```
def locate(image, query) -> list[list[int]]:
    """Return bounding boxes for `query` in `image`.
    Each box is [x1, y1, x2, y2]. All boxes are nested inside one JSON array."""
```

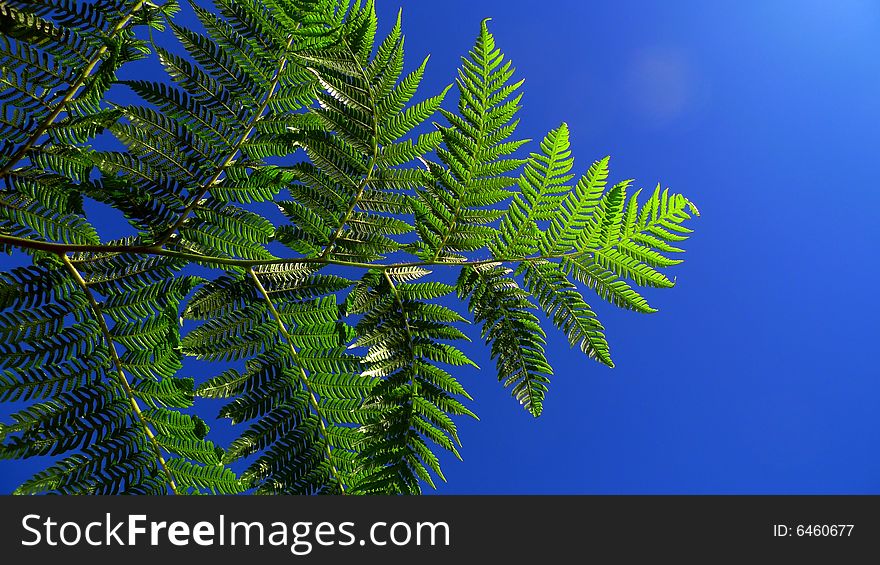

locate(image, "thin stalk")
[[153, 35, 297, 246], [0, 1, 148, 179], [60, 254, 179, 495], [0, 233, 583, 271], [247, 267, 346, 494]]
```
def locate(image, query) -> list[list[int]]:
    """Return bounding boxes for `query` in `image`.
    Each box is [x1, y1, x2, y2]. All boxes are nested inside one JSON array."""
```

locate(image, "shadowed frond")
[[189, 266, 364, 494], [457, 263, 550, 416], [346, 268, 476, 493], [0, 0, 169, 175], [277, 3, 451, 264]]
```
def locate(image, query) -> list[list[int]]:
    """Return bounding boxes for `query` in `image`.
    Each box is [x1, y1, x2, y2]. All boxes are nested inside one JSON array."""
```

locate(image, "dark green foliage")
[[0, 259, 237, 494], [0, 0, 699, 494], [345, 268, 476, 493], [457, 263, 551, 416]]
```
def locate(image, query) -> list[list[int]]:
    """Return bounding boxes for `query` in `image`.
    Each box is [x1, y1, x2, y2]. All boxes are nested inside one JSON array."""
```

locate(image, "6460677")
[[773, 524, 854, 537]]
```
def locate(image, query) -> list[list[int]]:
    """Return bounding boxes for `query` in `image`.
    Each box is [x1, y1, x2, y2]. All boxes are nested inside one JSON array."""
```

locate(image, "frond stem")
[[0, 233, 585, 271], [247, 267, 347, 494], [153, 34, 297, 246], [59, 254, 180, 495], [0, 0, 149, 179]]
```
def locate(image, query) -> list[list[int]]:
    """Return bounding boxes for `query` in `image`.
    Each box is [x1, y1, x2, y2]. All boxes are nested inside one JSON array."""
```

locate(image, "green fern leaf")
[[494, 123, 574, 257], [457, 263, 551, 416], [415, 19, 528, 262]]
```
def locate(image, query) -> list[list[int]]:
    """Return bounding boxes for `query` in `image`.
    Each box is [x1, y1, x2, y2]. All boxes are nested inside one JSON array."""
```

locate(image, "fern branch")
[[316, 27, 381, 260], [0, 2, 701, 495], [59, 254, 179, 495], [246, 267, 346, 493], [422, 19, 525, 262], [153, 34, 297, 246], [427, 92, 489, 262], [383, 270, 415, 358], [0, 0, 149, 179], [0, 232, 587, 271], [380, 268, 419, 405]]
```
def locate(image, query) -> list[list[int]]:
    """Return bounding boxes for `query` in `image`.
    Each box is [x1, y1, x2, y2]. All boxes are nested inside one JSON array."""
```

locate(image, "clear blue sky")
[[3, 0, 880, 494]]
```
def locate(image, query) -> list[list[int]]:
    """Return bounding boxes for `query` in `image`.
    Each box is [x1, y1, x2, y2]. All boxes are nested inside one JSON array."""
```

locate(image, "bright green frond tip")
[[0, 1, 699, 494]]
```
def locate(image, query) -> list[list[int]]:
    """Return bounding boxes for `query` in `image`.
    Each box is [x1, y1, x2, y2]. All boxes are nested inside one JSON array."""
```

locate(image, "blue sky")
[[3, 0, 880, 494]]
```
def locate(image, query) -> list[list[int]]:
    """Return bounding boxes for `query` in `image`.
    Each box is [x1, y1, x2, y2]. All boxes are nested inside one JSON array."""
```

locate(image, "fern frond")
[[519, 260, 612, 367], [280, 2, 451, 263], [165, 458, 245, 495], [11, 429, 157, 495], [572, 183, 699, 289], [542, 156, 611, 254], [190, 265, 364, 494], [457, 263, 551, 416], [133, 377, 195, 409], [560, 257, 656, 313], [494, 123, 574, 257], [180, 199, 277, 260], [0, 191, 98, 245], [0, 1, 701, 497], [0, 0, 151, 175], [415, 19, 528, 262], [347, 269, 476, 493]]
